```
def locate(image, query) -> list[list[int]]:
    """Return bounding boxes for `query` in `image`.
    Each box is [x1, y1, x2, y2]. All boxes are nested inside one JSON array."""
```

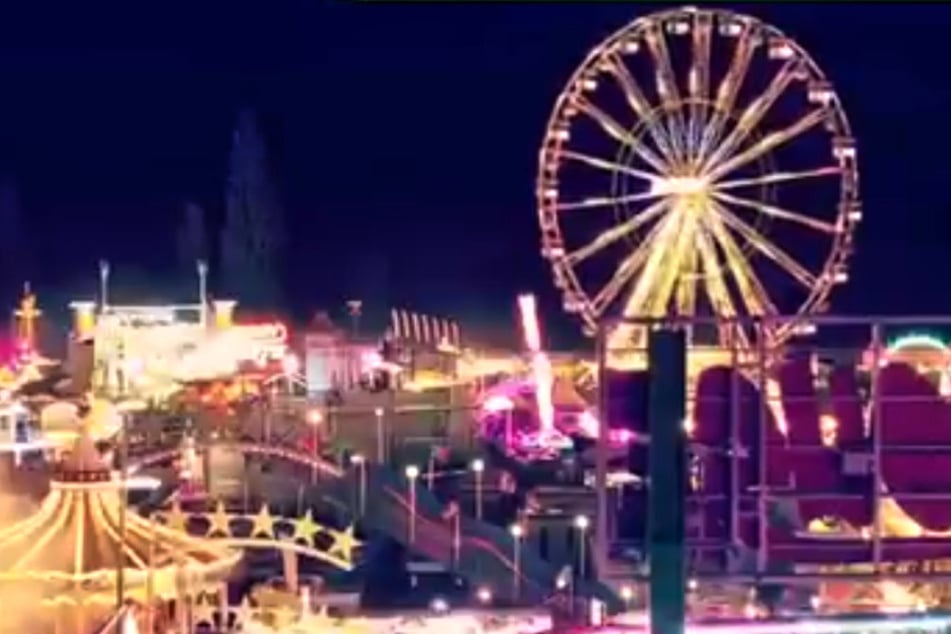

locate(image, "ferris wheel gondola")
[[537, 7, 860, 356]]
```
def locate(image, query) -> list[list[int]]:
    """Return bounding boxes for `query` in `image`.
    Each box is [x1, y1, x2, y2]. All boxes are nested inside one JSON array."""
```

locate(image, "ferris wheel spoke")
[[645, 210, 699, 316], [702, 59, 799, 172], [591, 214, 672, 315], [675, 244, 700, 318], [705, 108, 829, 182], [644, 24, 689, 163], [694, 226, 741, 321], [557, 190, 661, 212], [703, 204, 778, 317], [575, 96, 668, 173], [687, 13, 713, 159], [715, 165, 841, 191], [714, 203, 818, 289], [560, 150, 659, 183], [617, 208, 685, 319], [565, 198, 669, 265], [698, 20, 758, 162], [712, 190, 838, 234], [603, 55, 679, 164]]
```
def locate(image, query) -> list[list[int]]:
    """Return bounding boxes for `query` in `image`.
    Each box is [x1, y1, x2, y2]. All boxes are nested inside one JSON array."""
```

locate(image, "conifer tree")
[[220, 108, 285, 308]]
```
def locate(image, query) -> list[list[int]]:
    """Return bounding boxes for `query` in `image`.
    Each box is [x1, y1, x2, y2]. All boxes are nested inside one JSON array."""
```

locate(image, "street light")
[[351, 453, 367, 516], [406, 464, 420, 543], [374, 407, 385, 464], [509, 523, 523, 601], [471, 458, 485, 520], [476, 586, 492, 605], [307, 409, 323, 484], [574, 514, 590, 579], [620, 585, 633, 605]]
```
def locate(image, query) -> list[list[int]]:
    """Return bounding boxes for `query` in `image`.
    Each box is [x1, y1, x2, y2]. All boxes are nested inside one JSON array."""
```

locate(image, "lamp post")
[[406, 464, 420, 543], [374, 407, 385, 464], [471, 458, 485, 521], [620, 585, 634, 610], [509, 523, 523, 601], [197, 260, 208, 329], [352, 453, 367, 516], [574, 514, 590, 580], [307, 408, 323, 484], [99, 259, 110, 313]]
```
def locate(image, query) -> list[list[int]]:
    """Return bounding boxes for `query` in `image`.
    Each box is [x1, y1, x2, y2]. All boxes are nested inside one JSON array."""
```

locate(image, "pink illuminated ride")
[[536, 6, 860, 361], [476, 294, 637, 462]]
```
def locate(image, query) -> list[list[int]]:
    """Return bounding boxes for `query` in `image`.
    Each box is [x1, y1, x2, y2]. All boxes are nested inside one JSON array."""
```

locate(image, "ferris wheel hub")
[[650, 175, 710, 198]]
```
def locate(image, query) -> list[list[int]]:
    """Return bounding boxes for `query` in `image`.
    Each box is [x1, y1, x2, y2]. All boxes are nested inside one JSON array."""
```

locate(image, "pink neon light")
[[518, 294, 556, 440], [483, 394, 515, 413]]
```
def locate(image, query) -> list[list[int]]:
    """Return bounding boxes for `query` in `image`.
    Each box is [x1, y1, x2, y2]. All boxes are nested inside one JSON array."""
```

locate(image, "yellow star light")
[[327, 525, 361, 566], [292, 509, 321, 546], [192, 593, 217, 627], [234, 596, 255, 631], [272, 605, 297, 630], [250, 504, 276, 539], [164, 500, 188, 532], [206, 500, 233, 537]]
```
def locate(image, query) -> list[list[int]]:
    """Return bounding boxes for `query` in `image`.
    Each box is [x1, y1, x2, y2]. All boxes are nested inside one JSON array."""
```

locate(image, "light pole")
[[471, 458, 485, 521], [509, 523, 523, 601], [405, 464, 420, 543], [375, 407, 385, 464], [99, 259, 110, 313], [352, 453, 367, 516], [197, 260, 208, 329], [307, 408, 323, 484], [282, 353, 300, 396], [574, 514, 590, 580], [620, 585, 634, 609]]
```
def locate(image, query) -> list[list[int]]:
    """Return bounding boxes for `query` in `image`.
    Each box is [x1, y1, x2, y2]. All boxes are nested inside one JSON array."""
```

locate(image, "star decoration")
[[234, 596, 255, 631], [192, 593, 217, 626], [271, 604, 297, 630], [164, 501, 187, 532], [291, 509, 321, 546], [250, 504, 276, 539], [327, 524, 361, 566], [206, 500, 233, 537]]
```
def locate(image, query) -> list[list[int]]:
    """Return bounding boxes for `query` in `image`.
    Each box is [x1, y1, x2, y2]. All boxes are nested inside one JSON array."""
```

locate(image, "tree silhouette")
[[220, 109, 285, 309]]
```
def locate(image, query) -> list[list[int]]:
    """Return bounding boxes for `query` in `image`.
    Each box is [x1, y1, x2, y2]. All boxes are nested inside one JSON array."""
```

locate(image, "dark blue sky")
[[0, 2, 947, 344]]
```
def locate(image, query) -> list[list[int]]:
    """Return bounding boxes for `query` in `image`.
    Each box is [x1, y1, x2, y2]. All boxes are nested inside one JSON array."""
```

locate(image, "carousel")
[[0, 419, 240, 633]]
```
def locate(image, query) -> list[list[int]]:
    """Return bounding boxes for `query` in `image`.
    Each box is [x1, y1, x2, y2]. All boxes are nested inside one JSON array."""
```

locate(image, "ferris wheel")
[[537, 6, 860, 352]]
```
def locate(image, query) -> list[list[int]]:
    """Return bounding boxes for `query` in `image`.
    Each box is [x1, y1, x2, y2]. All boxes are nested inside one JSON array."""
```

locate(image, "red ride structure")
[[594, 315, 951, 606]]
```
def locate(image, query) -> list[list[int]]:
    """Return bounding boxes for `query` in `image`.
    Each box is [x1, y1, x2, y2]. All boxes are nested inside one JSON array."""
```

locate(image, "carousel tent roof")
[[0, 421, 239, 605]]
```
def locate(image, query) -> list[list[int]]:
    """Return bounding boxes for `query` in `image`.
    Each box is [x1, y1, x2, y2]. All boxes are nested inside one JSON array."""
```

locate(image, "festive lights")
[[0, 421, 238, 633]]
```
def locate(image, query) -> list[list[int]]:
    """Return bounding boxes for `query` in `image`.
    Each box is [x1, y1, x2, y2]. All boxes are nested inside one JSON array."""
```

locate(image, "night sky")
[[0, 2, 947, 345]]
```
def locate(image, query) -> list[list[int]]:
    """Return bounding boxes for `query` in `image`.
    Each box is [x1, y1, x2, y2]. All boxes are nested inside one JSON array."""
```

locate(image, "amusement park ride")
[[2, 5, 951, 634]]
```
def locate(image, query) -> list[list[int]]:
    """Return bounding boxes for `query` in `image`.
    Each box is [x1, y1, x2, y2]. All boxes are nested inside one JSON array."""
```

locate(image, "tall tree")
[[220, 109, 285, 309], [176, 201, 208, 272]]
